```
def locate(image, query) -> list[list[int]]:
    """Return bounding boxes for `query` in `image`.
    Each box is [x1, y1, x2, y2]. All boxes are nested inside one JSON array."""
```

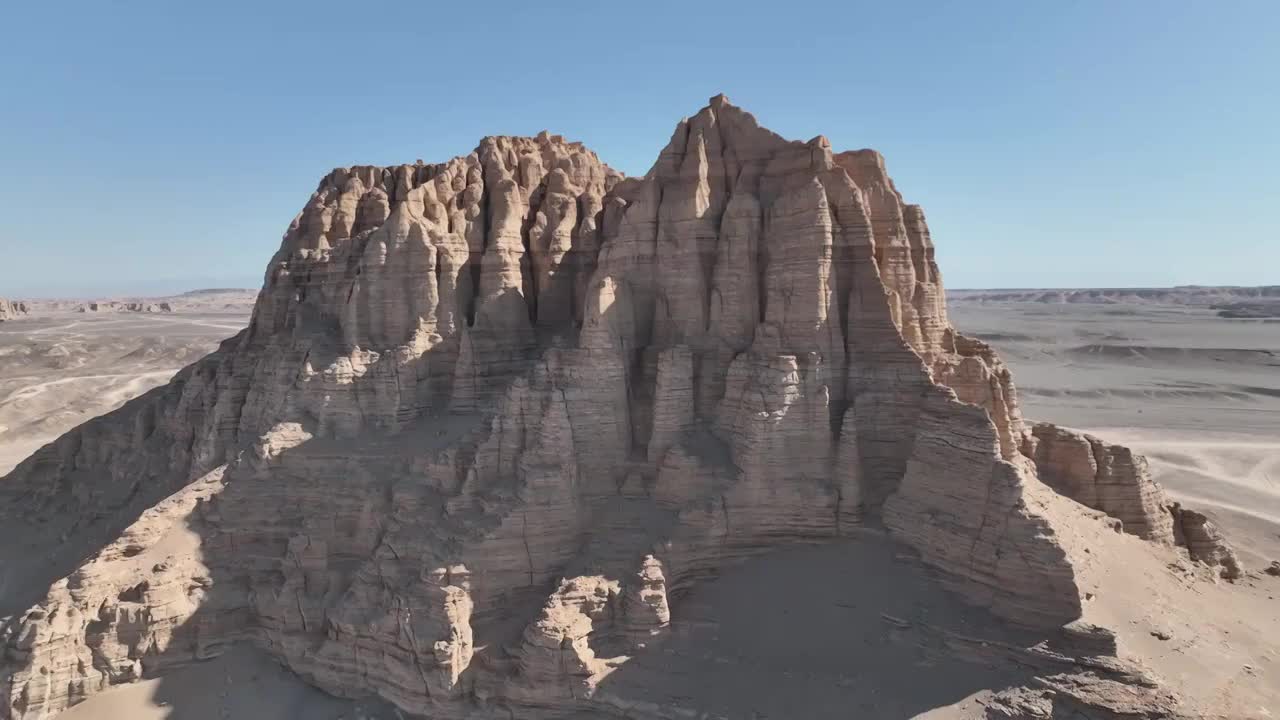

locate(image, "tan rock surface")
[[0, 301, 27, 322], [1030, 422, 1175, 542], [0, 97, 1269, 719], [1169, 503, 1243, 579]]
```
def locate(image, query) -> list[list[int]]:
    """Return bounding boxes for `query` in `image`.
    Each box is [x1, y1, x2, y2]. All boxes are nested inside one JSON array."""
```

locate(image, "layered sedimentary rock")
[[1028, 424, 1245, 579], [0, 300, 27, 321], [0, 96, 1235, 719], [1030, 423, 1174, 542], [883, 390, 1088, 629], [1169, 503, 1243, 579]]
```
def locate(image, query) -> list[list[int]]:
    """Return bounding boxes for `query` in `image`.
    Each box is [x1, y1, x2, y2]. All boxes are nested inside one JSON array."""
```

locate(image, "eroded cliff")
[[0, 97, 1249, 719]]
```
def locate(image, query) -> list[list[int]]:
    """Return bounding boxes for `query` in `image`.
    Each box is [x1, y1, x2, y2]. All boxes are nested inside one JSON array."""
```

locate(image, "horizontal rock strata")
[[0, 96, 1230, 719], [1028, 423, 1242, 578], [1169, 503, 1243, 579], [1030, 423, 1175, 542]]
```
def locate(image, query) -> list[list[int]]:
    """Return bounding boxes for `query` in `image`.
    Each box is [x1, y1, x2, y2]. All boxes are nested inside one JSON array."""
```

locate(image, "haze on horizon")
[[1, 1, 1276, 297]]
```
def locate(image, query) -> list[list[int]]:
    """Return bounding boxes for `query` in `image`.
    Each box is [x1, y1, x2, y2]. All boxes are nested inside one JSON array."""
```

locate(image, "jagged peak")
[[300, 98, 911, 235]]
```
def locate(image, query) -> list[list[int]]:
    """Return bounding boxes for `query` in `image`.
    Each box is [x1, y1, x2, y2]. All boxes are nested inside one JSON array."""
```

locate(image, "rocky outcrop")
[[1169, 503, 1243, 579], [78, 301, 172, 313], [1030, 423, 1175, 542], [933, 333, 1030, 460], [1028, 424, 1244, 578], [884, 390, 1088, 629], [1, 468, 229, 715], [0, 96, 1232, 719], [0, 299, 27, 321]]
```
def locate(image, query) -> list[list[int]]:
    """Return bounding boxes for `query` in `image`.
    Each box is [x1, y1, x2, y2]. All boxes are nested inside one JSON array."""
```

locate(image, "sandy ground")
[[592, 535, 1041, 719], [0, 297, 253, 474], [56, 647, 367, 720], [949, 299, 1280, 569]]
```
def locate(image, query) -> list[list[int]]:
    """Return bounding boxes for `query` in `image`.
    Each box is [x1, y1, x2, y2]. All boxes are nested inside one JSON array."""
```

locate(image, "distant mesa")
[[950, 285, 1280, 307], [1212, 300, 1280, 319], [178, 287, 257, 297]]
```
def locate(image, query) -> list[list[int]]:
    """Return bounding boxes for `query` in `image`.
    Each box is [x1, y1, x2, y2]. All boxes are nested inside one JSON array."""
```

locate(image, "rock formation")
[[0, 300, 27, 321], [0, 97, 1246, 719], [77, 301, 172, 313], [1169, 503, 1243, 579], [1030, 423, 1175, 542], [1027, 424, 1247, 579]]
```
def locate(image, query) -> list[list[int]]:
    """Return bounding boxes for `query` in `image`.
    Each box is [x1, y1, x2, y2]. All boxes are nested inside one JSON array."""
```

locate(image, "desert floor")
[[0, 297, 253, 475], [948, 300, 1280, 569]]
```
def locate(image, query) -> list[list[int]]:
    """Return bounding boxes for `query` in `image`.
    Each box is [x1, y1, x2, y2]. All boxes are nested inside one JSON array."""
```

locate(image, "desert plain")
[[0, 292, 255, 476], [948, 289, 1280, 571]]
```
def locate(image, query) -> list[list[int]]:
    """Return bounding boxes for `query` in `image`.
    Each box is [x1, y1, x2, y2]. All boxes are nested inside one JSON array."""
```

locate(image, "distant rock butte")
[[0, 299, 28, 321], [0, 97, 1244, 719], [77, 301, 172, 313]]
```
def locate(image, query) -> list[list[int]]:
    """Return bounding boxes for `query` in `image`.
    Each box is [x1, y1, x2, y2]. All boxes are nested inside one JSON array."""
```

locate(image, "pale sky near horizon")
[[1, 1, 1276, 297]]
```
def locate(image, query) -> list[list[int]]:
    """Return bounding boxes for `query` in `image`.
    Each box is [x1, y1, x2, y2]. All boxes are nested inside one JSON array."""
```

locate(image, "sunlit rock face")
[[0, 96, 1225, 720], [0, 300, 27, 321]]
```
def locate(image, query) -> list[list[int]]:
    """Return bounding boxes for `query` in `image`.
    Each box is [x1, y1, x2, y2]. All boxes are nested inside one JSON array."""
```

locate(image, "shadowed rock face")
[[0, 97, 1221, 719]]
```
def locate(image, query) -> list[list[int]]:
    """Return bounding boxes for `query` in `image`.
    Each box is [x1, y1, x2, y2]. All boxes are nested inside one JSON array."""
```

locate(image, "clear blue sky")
[[2, 1, 1276, 297]]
